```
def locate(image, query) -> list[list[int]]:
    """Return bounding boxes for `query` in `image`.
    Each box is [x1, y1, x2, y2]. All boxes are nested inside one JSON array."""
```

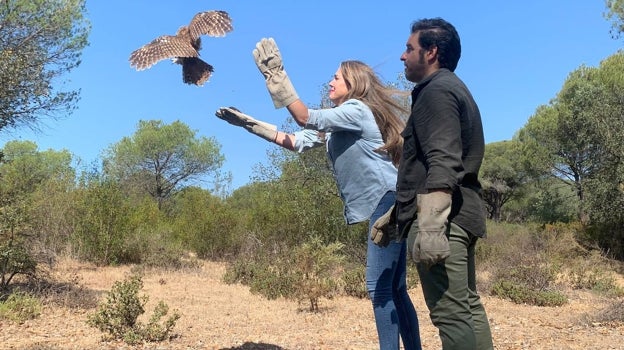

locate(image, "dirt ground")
[[1, 258, 623, 350]]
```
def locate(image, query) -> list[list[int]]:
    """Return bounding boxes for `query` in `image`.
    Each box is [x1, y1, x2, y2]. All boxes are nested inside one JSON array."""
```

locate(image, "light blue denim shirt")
[[292, 99, 398, 224]]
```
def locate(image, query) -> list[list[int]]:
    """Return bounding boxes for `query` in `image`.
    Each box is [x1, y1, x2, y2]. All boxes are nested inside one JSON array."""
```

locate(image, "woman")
[[216, 39, 421, 350]]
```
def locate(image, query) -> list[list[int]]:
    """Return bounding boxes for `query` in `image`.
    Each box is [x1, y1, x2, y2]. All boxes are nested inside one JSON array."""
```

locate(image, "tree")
[[577, 53, 624, 258], [480, 140, 526, 221], [0, 140, 75, 288], [605, 0, 624, 39], [0, 0, 90, 132], [0, 140, 74, 196], [103, 120, 225, 209], [517, 66, 605, 222]]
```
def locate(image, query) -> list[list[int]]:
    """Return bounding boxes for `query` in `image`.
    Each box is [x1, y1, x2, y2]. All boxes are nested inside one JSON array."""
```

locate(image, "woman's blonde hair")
[[339, 60, 408, 166]]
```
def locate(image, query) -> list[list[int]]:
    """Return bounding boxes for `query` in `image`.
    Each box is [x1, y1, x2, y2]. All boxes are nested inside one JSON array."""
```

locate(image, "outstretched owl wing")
[[187, 10, 233, 40], [129, 35, 199, 71]]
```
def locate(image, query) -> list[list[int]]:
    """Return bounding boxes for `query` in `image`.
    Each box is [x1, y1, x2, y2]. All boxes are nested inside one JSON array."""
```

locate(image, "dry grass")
[[0, 257, 623, 350]]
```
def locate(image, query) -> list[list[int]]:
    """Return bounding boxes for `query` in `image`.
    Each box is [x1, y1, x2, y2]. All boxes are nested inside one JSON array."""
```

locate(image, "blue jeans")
[[367, 191, 422, 350]]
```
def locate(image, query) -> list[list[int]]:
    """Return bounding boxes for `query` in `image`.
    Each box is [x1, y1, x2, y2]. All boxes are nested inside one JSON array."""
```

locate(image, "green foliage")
[[479, 221, 624, 307], [574, 53, 624, 257], [102, 120, 225, 209], [0, 291, 41, 323], [478, 222, 568, 305], [222, 243, 296, 300], [289, 236, 345, 311], [568, 254, 624, 297], [0, 0, 90, 131], [0, 141, 78, 289], [0, 141, 75, 196], [514, 52, 624, 257], [70, 177, 133, 265], [522, 180, 578, 224], [516, 67, 599, 223], [0, 141, 77, 258], [0, 241, 36, 290], [499, 168, 579, 226], [605, 0, 624, 39], [480, 140, 527, 221], [491, 280, 567, 307], [0, 188, 36, 293], [340, 264, 368, 298], [87, 275, 147, 337], [87, 275, 180, 345], [169, 186, 241, 259], [224, 236, 346, 312], [485, 224, 569, 306]]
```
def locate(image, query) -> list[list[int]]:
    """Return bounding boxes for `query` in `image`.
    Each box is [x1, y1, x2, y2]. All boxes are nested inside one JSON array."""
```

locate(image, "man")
[[397, 18, 494, 349]]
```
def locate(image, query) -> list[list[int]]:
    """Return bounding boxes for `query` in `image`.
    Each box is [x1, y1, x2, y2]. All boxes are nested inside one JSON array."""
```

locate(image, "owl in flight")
[[129, 10, 233, 86]]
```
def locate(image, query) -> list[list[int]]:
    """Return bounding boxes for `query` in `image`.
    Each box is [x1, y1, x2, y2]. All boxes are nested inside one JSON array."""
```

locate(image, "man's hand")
[[215, 107, 278, 142], [411, 191, 452, 268], [371, 205, 398, 247], [252, 38, 299, 109]]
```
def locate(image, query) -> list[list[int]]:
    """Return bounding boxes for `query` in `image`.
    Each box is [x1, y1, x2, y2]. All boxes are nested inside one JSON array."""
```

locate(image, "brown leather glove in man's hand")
[[411, 191, 452, 268], [371, 205, 398, 247]]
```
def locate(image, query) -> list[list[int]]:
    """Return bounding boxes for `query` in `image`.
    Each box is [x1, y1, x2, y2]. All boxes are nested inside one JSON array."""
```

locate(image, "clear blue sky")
[[3, 1, 621, 191]]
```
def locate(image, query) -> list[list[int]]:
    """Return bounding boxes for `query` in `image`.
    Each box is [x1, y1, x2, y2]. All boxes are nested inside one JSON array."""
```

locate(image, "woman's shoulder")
[[339, 99, 372, 115], [342, 98, 365, 107]]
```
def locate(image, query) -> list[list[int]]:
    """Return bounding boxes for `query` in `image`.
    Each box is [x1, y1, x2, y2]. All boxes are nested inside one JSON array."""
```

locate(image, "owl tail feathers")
[[181, 57, 214, 86]]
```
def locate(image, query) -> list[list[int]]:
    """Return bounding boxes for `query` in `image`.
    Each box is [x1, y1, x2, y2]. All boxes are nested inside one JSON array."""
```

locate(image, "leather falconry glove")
[[411, 191, 452, 268], [215, 107, 278, 142], [252, 37, 299, 109], [371, 205, 399, 247]]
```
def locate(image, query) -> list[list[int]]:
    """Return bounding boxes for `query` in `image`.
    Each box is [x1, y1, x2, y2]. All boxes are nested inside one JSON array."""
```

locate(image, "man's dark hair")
[[411, 18, 461, 72]]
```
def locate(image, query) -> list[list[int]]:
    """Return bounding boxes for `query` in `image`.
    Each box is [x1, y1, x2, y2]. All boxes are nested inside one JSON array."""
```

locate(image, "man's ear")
[[425, 46, 438, 62]]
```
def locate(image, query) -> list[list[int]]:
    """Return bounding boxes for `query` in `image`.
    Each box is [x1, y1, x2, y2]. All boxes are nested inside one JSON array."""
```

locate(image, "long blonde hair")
[[339, 60, 408, 166]]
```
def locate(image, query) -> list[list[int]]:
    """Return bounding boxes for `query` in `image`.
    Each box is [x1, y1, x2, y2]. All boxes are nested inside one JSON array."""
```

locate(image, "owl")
[[129, 10, 233, 86]]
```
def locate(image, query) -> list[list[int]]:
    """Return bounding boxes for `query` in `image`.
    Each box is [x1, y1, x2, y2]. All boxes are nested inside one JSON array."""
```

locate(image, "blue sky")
[[3, 1, 621, 191]]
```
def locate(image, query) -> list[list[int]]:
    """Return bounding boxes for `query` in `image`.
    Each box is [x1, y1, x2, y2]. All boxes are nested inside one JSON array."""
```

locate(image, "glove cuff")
[[252, 126, 278, 143], [266, 71, 299, 109]]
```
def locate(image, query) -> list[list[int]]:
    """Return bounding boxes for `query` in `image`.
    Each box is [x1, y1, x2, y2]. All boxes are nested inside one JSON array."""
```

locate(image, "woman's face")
[[328, 67, 349, 105]]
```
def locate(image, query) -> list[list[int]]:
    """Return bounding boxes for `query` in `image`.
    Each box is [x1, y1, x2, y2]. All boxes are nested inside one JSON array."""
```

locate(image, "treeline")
[[480, 52, 624, 260]]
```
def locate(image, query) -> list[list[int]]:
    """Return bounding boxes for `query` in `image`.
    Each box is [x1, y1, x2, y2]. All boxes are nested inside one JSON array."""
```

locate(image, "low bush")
[[491, 280, 567, 306], [224, 236, 346, 312], [0, 291, 41, 323], [87, 274, 180, 345]]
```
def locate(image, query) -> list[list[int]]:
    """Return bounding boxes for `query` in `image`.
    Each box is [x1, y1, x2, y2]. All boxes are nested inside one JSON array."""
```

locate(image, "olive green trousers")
[[408, 223, 494, 350]]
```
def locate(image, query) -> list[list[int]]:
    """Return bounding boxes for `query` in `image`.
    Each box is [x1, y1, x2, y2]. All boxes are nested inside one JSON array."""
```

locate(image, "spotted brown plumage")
[[129, 10, 233, 86]]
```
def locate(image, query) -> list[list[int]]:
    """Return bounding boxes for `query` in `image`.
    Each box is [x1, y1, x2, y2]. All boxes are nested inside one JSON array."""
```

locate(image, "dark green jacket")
[[396, 68, 486, 237]]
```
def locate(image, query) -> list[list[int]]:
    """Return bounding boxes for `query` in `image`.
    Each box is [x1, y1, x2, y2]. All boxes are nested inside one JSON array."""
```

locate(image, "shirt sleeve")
[[293, 129, 326, 153], [306, 99, 365, 133]]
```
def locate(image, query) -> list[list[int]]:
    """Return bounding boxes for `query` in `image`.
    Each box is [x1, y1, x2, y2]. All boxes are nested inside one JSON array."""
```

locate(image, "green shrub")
[[341, 264, 367, 299], [69, 179, 132, 265], [480, 221, 570, 305], [87, 275, 180, 345], [223, 247, 296, 300], [0, 242, 36, 290], [0, 291, 41, 323], [567, 250, 624, 297], [224, 236, 346, 312], [491, 280, 567, 306], [289, 237, 345, 311]]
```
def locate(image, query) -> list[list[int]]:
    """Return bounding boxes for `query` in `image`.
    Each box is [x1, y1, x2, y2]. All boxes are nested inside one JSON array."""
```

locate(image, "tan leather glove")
[[411, 191, 452, 267], [215, 107, 278, 142], [252, 38, 299, 109], [371, 205, 398, 247]]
